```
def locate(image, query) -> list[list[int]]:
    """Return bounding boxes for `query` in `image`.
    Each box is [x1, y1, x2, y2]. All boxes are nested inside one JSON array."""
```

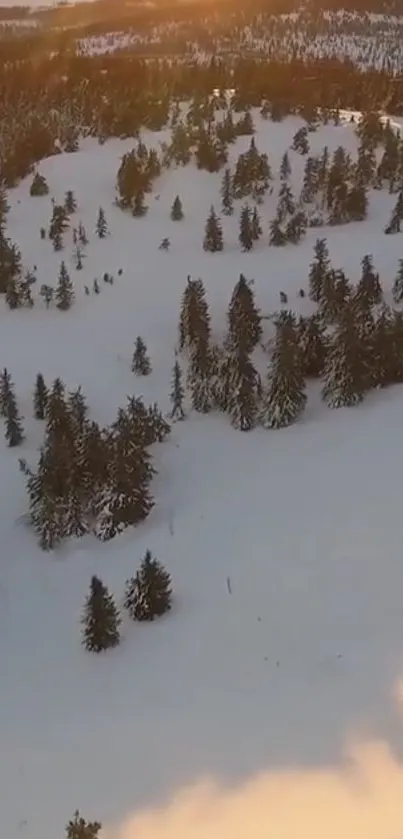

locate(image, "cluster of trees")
[[82, 550, 172, 653], [176, 241, 403, 430], [18, 376, 170, 549]]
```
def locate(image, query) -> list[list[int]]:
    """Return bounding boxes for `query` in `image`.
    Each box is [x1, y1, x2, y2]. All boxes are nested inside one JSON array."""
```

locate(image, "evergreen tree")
[[49, 204, 69, 246], [5, 274, 21, 309], [33, 373, 48, 420], [78, 221, 88, 247], [277, 182, 295, 222], [40, 284, 53, 308], [55, 261, 74, 311], [74, 245, 83, 271], [261, 315, 306, 429], [96, 206, 108, 238], [227, 273, 262, 353], [322, 308, 365, 408], [308, 238, 331, 302], [0, 367, 12, 416], [132, 189, 147, 217], [280, 151, 291, 181], [385, 190, 403, 234], [292, 126, 309, 154], [124, 550, 172, 621], [30, 172, 49, 197], [227, 347, 259, 431], [66, 810, 102, 839], [94, 433, 154, 541], [285, 210, 307, 244], [64, 190, 77, 215], [178, 276, 210, 352], [187, 341, 213, 413], [298, 315, 327, 378], [392, 258, 403, 303], [238, 204, 254, 251], [170, 359, 185, 420], [170, 195, 184, 221], [0, 231, 21, 293], [269, 216, 286, 246], [355, 254, 382, 307], [203, 206, 223, 252], [220, 168, 233, 216], [132, 336, 152, 375], [4, 380, 24, 447], [251, 206, 262, 241], [81, 576, 121, 652]]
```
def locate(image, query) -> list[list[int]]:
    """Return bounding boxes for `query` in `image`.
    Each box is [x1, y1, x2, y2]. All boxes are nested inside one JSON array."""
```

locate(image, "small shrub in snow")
[[66, 811, 102, 839]]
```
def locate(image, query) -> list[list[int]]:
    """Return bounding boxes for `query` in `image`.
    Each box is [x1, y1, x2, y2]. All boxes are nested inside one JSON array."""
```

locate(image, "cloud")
[[105, 740, 403, 839]]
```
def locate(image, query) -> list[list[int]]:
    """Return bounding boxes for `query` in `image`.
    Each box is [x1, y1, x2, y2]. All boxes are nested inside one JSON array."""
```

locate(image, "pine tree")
[[132, 190, 147, 217], [66, 811, 102, 839], [64, 190, 77, 215], [96, 206, 108, 238], [385, 190, 403, 234], [355, 254, 382, 307], [30, 172, 49, 197], [40, 284, 53, 308], [220, 168, 234, 216], [74, 245, 83, 271], [227, 347, 259, 431], [322, 308, 365, 408], [308, 238, 331, 302], [5, 274, 21, 309], [298, 315, 327, 378], [227, 274, 262, 353], [280, 151, 291, 181], [81, 576, 121, 652], [170, 195, 184, 221], [269, 216, 286, 246], [260, 315, 306, 429], [78, 221, 88, 246], [55, 261, 74, 311], [251, 206, 262, 241], [4, 382, 24, 447], [132, 336, 152, 375], [170, 359, 185, 420], [33, 373, 48, 420], [239, 204, 254, 251], [124, 551, 172, 621], [0, 231, 21, 293], [392, 258, 403, 303], [203, 206, 223, 252], [0, 367, 12, 416], [178, 276, 210, 352], [277, 182, 295, 222], [187, 341, 213, 413]]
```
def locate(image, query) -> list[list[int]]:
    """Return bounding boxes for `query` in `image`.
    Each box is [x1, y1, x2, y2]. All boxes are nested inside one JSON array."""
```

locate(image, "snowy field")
[[4, 111, 403, 839]]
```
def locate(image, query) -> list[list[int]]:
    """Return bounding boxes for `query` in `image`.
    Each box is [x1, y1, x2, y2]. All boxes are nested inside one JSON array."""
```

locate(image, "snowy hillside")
[[3, 110, 403, 839]]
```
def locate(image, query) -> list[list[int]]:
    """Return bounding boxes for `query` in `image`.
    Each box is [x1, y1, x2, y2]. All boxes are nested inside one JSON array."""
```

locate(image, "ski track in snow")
[[3, 110, 403, 838]]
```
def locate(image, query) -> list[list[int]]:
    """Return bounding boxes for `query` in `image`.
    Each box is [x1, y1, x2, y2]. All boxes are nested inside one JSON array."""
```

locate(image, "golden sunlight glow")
[[106, 735, 403, 839]]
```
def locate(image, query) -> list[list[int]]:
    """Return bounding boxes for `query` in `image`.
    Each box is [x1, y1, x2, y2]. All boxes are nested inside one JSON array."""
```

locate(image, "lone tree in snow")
[[96, 207, 109, 238], [33, 372, 48, 420], [3, 377, 24, 447], [64, 190, 77, 215], [30, 172, 49, 197], [55, 261, 74, 311], [170, 359, 185, 420], [65, 811, 102, 839], [124, 550, 172, 622], [170, 195, 184, 220], [131, 336, 152, 375], [81, 575, 121, 653]]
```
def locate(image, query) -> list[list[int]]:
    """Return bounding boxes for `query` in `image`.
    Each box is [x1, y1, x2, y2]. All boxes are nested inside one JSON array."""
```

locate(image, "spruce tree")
[[33, 373, 48, 420], [392, 258, 403, 303], [260, 315, 306, 428], [132, 336, 152, 375], [355, 254, 382, 307], [308, 238, 331, 302], [0, 367, 12, 416], [227, 273, 262, 353], [64, 190, 77, 215], [124, 550, 172, 621], [251, 206, 262, 241], [277, 182, 295, 222], [280, 150, 291, 181], [220, 168, 234, 216], [5, 275, 21, 309], [55, 261, 74, 311], [269, 216, 286, 246], [4, 382, 24, 447], [170, 195, 184, 221], [385, 190, 403, 234], [322, 308, 365, 408], [227, 347, 259, 431], [81, 575, 121, 652], [78, 221, 88, 246], [66, 811, 102, 839], [30, 172, 49, 197], [203, 206, 223, 252], [96, 206, 108, 238], [178, 276, 210, 352], [187, 341, 213, 413], [239, 204, 254, 251], [170, 359, 185, 420], [132, 190, 147, 217]]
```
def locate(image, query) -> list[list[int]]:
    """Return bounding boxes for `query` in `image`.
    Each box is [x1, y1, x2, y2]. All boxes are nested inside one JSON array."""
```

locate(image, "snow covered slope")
[[3, 111, 403, 839]]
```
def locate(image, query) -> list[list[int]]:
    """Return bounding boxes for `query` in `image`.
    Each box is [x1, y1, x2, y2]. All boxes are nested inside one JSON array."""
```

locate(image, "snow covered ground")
[[3, 111, 403, 839]]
